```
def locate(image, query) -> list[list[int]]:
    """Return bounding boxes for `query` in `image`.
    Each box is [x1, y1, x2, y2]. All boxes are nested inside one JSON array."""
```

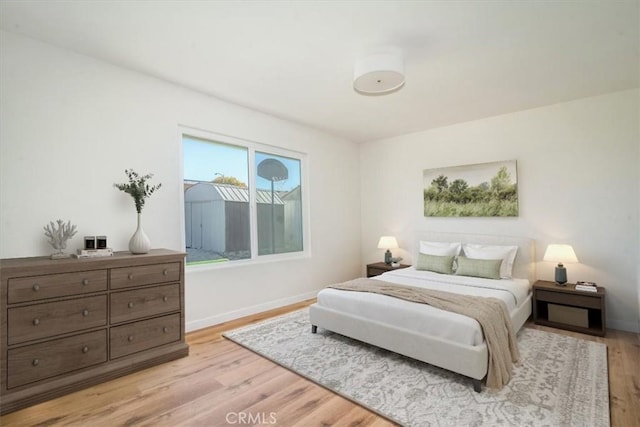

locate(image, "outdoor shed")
[[184, 182, 284, 255]]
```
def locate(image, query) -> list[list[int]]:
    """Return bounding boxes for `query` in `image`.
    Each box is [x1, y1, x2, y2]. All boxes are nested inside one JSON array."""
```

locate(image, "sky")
[[183, 136, 301, 191], [423, 160, 516, 188]]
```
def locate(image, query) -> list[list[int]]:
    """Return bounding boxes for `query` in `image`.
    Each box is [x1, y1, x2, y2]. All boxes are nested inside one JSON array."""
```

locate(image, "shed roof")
[[188, 182, 284, 205]]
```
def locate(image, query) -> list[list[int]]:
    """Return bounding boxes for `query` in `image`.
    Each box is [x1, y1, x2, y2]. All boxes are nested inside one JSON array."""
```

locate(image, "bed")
[[309, 231, 535, 391]]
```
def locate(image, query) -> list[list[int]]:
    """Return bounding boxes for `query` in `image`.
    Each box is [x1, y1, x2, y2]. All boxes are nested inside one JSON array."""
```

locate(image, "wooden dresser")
[[0, 249, 188, 414]]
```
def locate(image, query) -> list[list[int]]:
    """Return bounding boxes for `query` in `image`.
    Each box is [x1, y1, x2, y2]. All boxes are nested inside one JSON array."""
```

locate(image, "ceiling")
[[0, 1, 638, 143]]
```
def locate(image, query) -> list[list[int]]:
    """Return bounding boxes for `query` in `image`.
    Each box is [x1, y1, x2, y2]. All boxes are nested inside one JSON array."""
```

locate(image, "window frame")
[[179, 126, 311, 269]]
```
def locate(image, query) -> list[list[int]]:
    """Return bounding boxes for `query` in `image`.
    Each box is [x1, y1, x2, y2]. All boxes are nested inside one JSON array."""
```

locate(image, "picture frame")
[[423, 160, 518, 217]]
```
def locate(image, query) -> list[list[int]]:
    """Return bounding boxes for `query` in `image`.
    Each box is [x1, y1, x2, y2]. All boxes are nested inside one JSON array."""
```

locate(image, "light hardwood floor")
[[1, 299, 638, 426]]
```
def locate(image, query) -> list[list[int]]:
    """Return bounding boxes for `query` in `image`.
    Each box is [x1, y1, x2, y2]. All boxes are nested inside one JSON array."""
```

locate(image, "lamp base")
[[555, 264, 568, 286], [384, 249, 392, 265]]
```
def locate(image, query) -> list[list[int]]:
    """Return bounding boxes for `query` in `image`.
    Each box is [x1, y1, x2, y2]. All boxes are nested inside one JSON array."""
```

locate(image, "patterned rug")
[[224, 309, 609, 427]]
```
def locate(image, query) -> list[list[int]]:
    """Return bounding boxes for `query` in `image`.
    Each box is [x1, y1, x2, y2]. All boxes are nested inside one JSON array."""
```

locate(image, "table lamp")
[[543, 244, 578, 285], [377, 236, 398, 265]]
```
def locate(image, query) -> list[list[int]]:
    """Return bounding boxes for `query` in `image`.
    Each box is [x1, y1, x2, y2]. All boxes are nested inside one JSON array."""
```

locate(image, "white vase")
[[129, 213, 150, 254]]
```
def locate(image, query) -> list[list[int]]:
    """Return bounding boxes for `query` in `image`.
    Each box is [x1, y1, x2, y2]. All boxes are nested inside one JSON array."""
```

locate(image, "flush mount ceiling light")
[[353, 51, 405, 96]]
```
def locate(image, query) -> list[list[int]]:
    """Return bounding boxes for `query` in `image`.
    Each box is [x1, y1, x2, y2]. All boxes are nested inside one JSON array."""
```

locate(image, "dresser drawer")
[[110, 262, 180, 290], [110, 284, 180, 324], [535, 289, 601, 309], [8, 296, 107, 345], [8, 270, 107, 304], [7, 330, 107, 389], [110, 314, 181, 359]]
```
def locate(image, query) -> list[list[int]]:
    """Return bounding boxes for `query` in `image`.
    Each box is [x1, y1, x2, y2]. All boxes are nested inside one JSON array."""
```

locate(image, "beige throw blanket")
[[328, 278, 520, 389]]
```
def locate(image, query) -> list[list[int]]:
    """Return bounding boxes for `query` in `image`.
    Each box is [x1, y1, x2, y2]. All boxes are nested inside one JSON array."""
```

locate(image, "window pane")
[[255, 152, 302, 255], [183, 136, 250, 264]]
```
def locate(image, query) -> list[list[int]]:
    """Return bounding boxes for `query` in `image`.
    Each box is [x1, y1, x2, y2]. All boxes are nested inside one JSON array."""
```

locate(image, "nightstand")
[[366, 262, 410, 278], [532, 280, 606, 336]]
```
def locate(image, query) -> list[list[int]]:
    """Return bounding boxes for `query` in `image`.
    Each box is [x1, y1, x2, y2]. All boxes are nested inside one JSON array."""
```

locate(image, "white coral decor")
[[43, 219, 77, 258]]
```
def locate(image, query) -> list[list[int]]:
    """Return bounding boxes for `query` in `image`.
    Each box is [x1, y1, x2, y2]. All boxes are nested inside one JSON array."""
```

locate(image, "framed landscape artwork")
[[423, 160, 518, 217]]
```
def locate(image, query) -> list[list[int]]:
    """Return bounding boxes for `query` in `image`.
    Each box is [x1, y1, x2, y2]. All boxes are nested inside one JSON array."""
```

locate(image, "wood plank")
[[143, 364, 299, 426], [295, 393, 397, 427], [607, 329, 640, 427], [1, 301, 637, 427]]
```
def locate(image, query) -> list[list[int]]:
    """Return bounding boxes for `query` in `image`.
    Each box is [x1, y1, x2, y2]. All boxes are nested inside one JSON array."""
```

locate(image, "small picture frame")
[[96, 236, 107, 249], [84, 236, 96, 250]]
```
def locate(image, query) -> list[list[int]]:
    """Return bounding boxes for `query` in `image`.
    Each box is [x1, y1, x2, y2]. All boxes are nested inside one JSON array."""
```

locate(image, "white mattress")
[[316, 267, 531, 346]]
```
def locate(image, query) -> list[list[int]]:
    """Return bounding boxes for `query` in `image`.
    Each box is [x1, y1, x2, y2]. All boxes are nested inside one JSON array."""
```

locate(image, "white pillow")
[[419, 241, 462, 256], [462, 243, 518, 279]]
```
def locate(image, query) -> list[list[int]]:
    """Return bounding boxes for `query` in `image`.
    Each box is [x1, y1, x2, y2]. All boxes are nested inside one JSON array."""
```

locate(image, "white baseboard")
[[186, 290, 318, 333]]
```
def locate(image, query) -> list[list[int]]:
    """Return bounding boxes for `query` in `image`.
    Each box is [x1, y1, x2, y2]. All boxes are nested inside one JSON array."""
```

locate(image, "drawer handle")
[[128, 302, 134, 309], [163, 269, 168, 276], [32, 284, 40, 292], [82, 279, 90, 286], [32, 318, 40, 326], [32, 359, 39, 367], [163, 296, 168, 302], [163, 327, 169, 333], [82, 309, 89, 317], [128, 335, 134, 342], [82, 346, 89, 353], [128, 273, 134, 280]]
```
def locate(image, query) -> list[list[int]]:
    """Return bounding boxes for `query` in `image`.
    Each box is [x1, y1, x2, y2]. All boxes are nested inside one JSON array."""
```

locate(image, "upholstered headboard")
[[413, 231, 536, 283]]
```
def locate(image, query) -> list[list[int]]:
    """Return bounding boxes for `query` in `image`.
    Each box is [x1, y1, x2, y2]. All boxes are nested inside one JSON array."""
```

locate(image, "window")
[[182, 131, 306, 265], [255, 151, 303, 256]]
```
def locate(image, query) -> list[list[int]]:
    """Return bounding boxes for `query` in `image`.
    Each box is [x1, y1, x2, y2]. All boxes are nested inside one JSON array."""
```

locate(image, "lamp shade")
[[543, 244, 578, 264], [377, 236, 399, 249]]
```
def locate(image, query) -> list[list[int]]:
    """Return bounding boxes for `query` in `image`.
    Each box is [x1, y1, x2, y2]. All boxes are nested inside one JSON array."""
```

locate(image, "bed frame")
[[309, 231, 536, 392]]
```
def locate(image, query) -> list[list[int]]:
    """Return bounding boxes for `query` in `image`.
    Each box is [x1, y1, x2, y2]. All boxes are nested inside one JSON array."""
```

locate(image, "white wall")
[[360, 90, 640, 333], [0, 31, 362, 331]]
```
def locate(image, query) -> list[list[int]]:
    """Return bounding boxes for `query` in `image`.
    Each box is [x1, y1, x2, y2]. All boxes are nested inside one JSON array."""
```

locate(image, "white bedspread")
[[316, 267, 531, 346]]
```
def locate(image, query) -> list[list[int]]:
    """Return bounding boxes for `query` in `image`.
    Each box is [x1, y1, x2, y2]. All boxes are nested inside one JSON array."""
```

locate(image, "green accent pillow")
[[416, 253, 455, 275], [455, 256, 502, 279]]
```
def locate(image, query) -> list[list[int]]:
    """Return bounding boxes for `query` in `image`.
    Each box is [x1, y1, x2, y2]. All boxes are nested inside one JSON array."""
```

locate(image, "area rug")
[[224, 309, 609, 427]]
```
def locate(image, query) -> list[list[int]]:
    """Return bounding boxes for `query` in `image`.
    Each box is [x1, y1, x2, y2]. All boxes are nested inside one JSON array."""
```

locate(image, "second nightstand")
[[366, 262, 410, 278], [532, 280, 606, 336]]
